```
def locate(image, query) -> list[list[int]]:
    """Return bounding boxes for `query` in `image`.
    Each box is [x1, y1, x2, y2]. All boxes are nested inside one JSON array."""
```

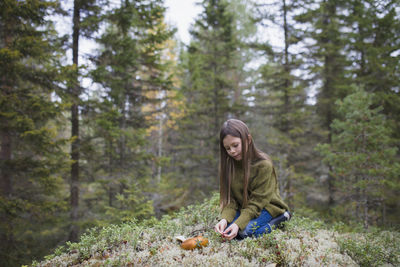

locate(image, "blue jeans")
[[228, 209, 273, 239]]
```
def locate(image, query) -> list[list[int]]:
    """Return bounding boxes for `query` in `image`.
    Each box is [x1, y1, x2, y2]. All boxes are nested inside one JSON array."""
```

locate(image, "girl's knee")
[[243, 221, 271, 237], [244, 221, 257, 234]]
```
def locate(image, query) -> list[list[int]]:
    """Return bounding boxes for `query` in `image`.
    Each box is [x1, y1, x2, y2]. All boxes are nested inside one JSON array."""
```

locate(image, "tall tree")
[[224, 0, 258, 117], [88, 0, 175, 223], [142, 38, 187, 215], [295, 0, 350, 207], [176, 0, 244, 200], [252, 0, 311, 208], [67, 0, 105, 241], [344, 0, 400, 147], [341, 0, 400, 224], [0, 0, 68, 265]]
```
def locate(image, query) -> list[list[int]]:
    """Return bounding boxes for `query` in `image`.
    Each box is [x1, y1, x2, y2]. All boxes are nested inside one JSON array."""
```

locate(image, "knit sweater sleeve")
[[234, 161, 276, 231], [220, 197, 238, 223]]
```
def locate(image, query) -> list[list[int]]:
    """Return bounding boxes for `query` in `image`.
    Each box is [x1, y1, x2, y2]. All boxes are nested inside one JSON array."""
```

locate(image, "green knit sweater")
[[220, 158, 289, 231]]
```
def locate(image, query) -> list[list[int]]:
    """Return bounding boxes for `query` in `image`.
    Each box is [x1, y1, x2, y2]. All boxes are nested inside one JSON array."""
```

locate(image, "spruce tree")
[[317, 86, 399, 228], [252, 0, 311, 208], [88, 0, 175, 223], [343, 0, 400, 150], [295, 0, 350, 207], [0, 0, 68, 265], [343, 0, 400, 224], [176, 0, 244, 200]]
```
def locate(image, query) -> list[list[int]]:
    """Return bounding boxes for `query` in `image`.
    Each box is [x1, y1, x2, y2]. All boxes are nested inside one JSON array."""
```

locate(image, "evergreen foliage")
[[85, 0, 176, 225], [175, 0, 247, 201], [252, 0, 313, 209], [343, 0, 400, 148], [294, 0, 351, 208], [0, 0, 399, 265], [66, 0, 108, 242], [317, 86, 400, 228], [0, 0, 69, 265]]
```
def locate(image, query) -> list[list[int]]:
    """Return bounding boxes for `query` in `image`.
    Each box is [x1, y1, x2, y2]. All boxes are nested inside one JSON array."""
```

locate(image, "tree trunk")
[[0, 21, 14, 257], [157, 115, 163, 183], [69, 0, 81, 242], [119, 93, 128, 167], [355, 176, 360, 220], [0, 130, 13, 258], [0, 131, 12, 197], [382, 197, 386, 226], [363, 187, 369, 229], [282, 0, 292, 208], [320, 0, 338, 210], [108, 185, 113, 207], [0, 14, 13, 199]]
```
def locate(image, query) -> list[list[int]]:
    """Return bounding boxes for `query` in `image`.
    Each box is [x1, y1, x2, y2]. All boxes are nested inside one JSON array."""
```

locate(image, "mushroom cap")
[[180, 236, 209, 250]]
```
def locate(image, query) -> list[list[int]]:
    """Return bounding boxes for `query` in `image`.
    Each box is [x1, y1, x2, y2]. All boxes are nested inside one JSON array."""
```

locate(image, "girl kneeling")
[[214, 119, 291, 240]]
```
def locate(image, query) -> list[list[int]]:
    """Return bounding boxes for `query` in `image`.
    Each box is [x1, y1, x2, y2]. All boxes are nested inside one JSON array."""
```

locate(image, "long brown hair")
[[219, 119, 268, 209]]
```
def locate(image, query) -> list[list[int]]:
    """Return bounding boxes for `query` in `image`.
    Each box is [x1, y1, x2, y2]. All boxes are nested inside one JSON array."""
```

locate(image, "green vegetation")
[[35, 194, 399, 266], [1, 0, 399, 265], [338, 231, 400, 267], [317, 87, 400, 228]]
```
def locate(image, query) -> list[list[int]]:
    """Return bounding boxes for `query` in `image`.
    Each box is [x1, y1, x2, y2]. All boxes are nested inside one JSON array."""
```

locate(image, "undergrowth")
[[34, 193, 400, 267], [337, 230, 400, 266]]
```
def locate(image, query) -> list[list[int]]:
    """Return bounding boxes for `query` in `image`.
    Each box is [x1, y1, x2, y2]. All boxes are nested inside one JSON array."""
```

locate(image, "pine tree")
[[88, 0, 175, 223], [317, 86, 399, 228], [0, 0, 68, 265]]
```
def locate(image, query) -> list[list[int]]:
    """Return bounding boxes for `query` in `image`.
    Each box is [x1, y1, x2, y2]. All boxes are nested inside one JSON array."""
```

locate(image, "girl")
[[214, 119, 291, 240]]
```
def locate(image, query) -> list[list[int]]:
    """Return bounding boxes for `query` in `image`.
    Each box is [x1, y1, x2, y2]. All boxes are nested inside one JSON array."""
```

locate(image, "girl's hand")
[[223, 223, 239, 240], [214, 219, 227, 235]]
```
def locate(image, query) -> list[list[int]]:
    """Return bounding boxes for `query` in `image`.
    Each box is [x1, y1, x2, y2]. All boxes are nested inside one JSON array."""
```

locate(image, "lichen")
[[36, 195, 399, 267]]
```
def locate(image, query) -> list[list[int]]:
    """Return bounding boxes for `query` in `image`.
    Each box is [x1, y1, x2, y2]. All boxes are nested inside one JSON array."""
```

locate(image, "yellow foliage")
[[140, 26, 186, 136]]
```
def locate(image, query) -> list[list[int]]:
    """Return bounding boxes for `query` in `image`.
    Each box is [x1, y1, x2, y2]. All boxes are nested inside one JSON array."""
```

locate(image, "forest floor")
[[35, 194, 400, 267]]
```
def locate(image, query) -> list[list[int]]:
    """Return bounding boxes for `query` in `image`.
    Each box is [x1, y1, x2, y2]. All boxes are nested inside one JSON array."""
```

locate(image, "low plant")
[[338, 230, 400, 266], [36, 194, 400, 267]]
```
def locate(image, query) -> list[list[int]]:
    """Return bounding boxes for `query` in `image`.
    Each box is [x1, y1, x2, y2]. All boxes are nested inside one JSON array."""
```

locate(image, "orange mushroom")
[[180, 236, 209, 250]]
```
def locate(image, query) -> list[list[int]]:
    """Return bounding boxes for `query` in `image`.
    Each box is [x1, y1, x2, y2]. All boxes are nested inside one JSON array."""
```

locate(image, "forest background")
[[0, 0, 399, 266]]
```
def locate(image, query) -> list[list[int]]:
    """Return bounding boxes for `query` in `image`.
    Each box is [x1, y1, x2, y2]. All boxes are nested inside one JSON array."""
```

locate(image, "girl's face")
[[223, 135, 242, 161]]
